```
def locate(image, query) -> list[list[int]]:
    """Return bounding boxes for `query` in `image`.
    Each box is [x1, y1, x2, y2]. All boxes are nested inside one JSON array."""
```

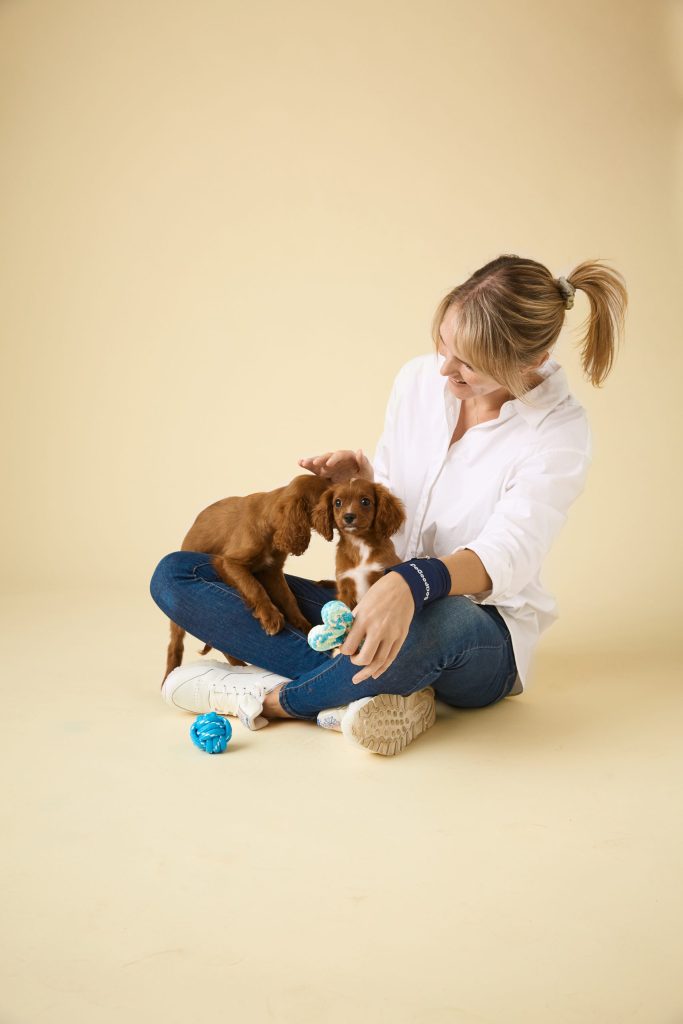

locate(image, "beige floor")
[[1, 588, 681, 1024]]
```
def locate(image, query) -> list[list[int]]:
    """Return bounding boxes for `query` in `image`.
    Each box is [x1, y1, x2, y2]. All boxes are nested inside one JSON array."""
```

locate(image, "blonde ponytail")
[[563, 259, 628, 387], [432, 254, 628, 397]]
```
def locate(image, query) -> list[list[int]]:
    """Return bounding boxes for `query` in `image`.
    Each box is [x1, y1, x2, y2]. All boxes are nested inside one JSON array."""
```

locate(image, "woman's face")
[[437, 304, 509, 401], [437, 303, 548, 402]]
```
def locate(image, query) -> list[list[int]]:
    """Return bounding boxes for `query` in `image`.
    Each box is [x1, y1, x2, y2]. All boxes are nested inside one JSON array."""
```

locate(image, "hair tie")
[[557, 276, 576, 310]]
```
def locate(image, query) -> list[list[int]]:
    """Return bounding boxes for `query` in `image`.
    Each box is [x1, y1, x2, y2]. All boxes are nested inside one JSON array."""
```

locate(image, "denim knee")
[[149, 551, 185, 613]]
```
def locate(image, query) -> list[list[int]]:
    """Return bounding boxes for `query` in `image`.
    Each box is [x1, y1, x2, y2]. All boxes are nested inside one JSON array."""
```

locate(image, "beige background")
[[1, 2, 681, 1022]]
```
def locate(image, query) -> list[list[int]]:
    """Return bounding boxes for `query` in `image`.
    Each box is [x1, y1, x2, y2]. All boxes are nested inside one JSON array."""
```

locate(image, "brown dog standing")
[[163, 473, 330, 683]]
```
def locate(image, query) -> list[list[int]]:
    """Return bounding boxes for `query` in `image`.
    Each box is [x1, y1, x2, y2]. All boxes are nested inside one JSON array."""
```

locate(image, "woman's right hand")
[[297, 449, 374, 484]]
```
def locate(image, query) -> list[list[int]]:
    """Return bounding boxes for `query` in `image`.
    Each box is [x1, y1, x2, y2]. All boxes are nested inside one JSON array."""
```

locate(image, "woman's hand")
[[298, 449, 374, 485], [339, 572, 414, 683]]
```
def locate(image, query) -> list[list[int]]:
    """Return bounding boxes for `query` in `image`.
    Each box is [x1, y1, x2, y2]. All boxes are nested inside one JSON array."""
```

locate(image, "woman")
[[150, 254, 627, 755]]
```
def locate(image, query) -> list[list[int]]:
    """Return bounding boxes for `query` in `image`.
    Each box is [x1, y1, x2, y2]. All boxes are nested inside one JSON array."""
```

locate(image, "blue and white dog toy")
[[307, 600, 362, 655]]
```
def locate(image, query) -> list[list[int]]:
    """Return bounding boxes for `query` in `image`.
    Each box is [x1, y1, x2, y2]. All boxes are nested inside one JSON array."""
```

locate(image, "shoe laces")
[[207, 677, 265, 716]]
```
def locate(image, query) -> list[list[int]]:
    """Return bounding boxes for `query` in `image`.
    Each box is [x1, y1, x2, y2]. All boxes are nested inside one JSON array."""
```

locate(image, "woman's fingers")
[[317, 453, 337, 476], [298, 456, 323, 471], [355, 448, 374, 477], [351, 637, 394, 684], [339, 618, 365, 658], [339, 574, 413, 683], [373, 637, 403, 679], [352, 633, 405, 684], [330, 450, 366, 483], [300, 450, 363, 483], [298, 453, 336, 477], [327, 451, 354, 471], [352, 634, 389, 684], [351, 632, 381, 666], [367, 641, 400, 680]]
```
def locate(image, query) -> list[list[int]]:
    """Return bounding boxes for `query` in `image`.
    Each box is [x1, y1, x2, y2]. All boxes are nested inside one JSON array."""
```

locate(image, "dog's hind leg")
[[164, 620, 186, 685]]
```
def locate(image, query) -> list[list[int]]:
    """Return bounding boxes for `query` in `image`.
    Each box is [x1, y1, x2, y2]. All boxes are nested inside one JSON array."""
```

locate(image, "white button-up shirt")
[[371, 352, 592, 690]]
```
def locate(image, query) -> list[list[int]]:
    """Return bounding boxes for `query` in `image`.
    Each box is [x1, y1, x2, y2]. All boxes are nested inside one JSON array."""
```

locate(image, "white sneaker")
[[339, 687, 437, 755], [316, 706, 347, 731], [161, 660, 291, 731]]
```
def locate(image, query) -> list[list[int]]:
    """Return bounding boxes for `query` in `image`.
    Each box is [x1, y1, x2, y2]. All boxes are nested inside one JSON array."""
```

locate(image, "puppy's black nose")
[[343, 513, 356, 524]]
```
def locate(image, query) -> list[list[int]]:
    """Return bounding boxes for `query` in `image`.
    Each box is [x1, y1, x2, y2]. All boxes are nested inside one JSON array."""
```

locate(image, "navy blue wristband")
[[384, 557, 452, 613]]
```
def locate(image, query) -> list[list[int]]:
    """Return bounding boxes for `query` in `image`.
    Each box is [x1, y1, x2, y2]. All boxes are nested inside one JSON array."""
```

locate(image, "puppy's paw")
[[289, 614, 313, 634], [257, 607, 286, 635]]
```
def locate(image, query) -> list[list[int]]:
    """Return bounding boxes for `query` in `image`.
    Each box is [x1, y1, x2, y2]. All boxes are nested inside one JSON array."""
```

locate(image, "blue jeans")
[[150, 551, 520, 720]]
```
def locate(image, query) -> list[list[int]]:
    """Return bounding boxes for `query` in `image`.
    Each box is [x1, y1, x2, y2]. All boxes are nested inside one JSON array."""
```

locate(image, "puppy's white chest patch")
[[338, 536, 385, 601]]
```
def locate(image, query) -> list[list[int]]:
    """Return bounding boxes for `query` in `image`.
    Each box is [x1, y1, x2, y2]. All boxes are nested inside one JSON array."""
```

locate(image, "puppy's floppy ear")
[[373, 483, 406, 537], [310, 488, 335, 542], [272, 495, 312, 556]]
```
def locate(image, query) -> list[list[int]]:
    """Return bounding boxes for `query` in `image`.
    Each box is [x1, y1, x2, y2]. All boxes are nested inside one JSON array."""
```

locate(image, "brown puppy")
[[311, 478, 406, 609], [163, 473, 330, 683]]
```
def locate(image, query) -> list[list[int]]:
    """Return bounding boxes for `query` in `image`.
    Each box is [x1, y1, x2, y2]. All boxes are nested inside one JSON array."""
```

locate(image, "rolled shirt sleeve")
[[452, 445, 592, 605]]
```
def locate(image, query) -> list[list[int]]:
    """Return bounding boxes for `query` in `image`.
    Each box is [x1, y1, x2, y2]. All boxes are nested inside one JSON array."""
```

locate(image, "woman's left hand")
[[339, 572, 415, 684]]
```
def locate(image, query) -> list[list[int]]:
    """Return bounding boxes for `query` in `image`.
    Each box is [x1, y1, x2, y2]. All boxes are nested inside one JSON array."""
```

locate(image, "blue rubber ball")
[[190, 711, 232, 754]]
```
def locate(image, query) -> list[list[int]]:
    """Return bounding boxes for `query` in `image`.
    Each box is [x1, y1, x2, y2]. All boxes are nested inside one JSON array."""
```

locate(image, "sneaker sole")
[[342, 688, 436, 755]]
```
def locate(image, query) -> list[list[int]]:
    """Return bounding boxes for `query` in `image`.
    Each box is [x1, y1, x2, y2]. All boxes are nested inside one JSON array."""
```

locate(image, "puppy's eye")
[[334, 499, 342, 508], [360, 497, 371, 507]]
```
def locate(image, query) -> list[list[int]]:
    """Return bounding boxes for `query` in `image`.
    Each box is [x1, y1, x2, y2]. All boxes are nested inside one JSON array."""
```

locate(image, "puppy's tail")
[[199, 642, 247, 668]]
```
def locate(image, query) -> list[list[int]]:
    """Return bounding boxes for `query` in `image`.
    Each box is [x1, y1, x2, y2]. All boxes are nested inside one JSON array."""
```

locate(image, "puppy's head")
[[272, 474, 331, 555], [311, 478, 406, 541]]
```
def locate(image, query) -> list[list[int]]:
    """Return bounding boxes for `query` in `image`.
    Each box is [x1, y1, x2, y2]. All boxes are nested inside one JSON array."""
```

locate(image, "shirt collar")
[[507, 357, 569, 427], [438, 353, 569, 431]]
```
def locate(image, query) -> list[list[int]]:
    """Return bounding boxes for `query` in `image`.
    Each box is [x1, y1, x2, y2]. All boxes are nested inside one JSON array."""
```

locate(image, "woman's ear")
[[373, 483, 406, 537], [272, 496, 312, 555], [310, 489, 335, 542]]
